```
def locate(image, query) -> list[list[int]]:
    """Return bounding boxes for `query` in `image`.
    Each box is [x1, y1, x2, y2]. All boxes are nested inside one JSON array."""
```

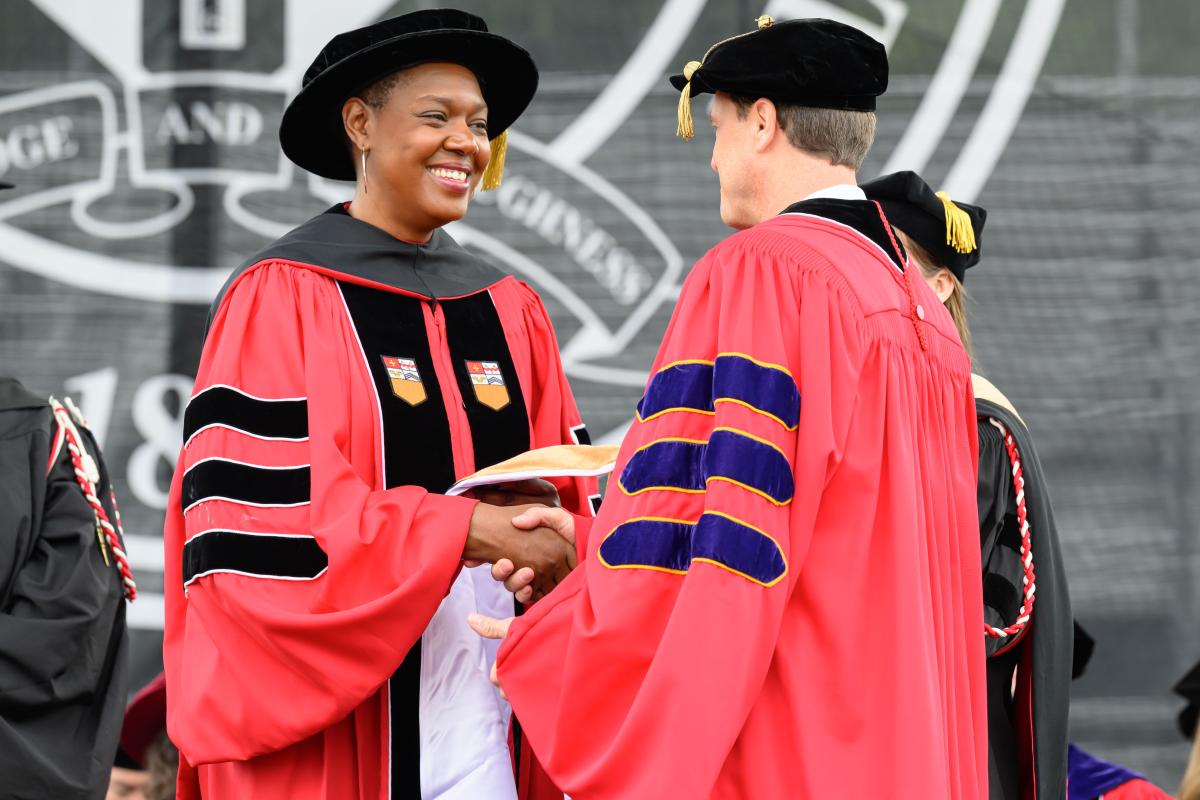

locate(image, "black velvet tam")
[[280, 8, 537, 180], [669, 18, 886, 111], [861, 170, 987, 282]]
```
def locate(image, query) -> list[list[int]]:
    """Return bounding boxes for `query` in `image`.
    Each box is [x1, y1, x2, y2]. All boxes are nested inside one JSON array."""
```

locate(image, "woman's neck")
[[347, 191, 435, 245]]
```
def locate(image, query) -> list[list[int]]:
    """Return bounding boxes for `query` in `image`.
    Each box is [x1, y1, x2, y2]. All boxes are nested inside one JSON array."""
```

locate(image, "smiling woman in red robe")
[[162, 10, 593, 800]]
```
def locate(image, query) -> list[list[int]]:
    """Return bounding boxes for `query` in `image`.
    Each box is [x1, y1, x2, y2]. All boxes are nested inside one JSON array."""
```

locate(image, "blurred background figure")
[[1066, 624, 1172, 799], [108, 755, 148, 800], [109, 672, 176, 800], [0, 370, 132, 799], [1067, 744, 1171, 800]]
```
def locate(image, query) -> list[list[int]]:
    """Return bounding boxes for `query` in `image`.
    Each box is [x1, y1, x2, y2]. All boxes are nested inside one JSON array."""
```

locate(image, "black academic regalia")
[[975, 377, 1072, 800], [0, 377, 129, 800]]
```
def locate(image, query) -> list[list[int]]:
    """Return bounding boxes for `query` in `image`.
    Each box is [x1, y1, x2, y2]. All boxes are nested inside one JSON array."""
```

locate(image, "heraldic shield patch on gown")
[[382, 356, 427, 406], [466, 360, 511, 411]]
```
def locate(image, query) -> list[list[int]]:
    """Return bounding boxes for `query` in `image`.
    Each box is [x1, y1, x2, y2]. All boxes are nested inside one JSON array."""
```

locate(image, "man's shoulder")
[[704, 221, 826, 270], [703, 214, 902, 306]]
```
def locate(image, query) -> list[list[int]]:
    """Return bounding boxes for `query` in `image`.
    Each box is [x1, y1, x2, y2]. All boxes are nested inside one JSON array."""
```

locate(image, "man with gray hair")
[[475, 16, 988, 799]]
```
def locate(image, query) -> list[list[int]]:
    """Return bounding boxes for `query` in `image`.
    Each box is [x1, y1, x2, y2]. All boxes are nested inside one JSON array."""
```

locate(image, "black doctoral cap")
[[1175, 658, 1200, 739], [861, 170, 987, 283], [279, 8, 538, 186], [670, 16, 887, 140]]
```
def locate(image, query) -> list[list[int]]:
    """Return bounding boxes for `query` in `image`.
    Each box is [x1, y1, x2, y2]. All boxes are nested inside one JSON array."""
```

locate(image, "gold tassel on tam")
[[675, 17, 774, 141], [935, 190, 977, 254], [676, 60, 702, 140], [481, 130, 508, 191]]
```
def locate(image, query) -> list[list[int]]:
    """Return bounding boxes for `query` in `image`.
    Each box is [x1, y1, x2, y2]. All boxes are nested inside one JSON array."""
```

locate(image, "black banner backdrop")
[[0, 0, 1195, 787]]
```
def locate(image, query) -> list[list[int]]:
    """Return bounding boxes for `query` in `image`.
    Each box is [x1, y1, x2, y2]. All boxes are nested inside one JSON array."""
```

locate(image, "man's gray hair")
[[733, 96, 876, 170]]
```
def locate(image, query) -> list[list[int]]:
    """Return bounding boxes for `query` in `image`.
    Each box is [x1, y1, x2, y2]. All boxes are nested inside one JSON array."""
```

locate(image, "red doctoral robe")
[[163, 206, 595, 799], [496, 198, 989, 798]]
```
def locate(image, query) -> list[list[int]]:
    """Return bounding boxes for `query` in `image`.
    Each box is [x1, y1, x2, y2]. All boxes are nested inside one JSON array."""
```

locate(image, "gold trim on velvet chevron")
[[617, 437, 708, 496], [597, 510, 787, 586], [617, 428, 794, 505], [704, 428, 794, 506], [636, 352, 800, 430]]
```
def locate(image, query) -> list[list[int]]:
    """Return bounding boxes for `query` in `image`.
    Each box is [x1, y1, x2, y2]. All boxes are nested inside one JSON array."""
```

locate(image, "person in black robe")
[[0, 375, 131, 800], [864, 171, 1074, 800]]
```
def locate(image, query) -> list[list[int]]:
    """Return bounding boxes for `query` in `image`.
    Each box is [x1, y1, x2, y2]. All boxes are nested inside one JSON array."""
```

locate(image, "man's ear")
[[753, 97, 780, 153], [342, 96, 371, 154]]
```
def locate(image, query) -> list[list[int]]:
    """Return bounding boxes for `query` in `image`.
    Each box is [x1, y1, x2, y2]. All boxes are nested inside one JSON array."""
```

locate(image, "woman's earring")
[[361, 148, 368, 194]]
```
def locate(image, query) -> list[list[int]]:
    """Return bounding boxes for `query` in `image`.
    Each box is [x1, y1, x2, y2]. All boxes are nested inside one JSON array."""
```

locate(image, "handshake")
[[461, 479, 576, 603]]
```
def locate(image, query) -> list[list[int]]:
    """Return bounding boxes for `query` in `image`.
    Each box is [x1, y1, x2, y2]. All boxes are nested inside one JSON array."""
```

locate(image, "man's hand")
[[464, 503, 576, 599], [490, 506, 576, 604], [467, 612, 513, 695]]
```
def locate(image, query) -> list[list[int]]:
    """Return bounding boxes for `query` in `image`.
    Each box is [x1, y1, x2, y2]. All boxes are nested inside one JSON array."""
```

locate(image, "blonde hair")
[[897, 229, 973, 358], [1180, 724, 1200, 800]]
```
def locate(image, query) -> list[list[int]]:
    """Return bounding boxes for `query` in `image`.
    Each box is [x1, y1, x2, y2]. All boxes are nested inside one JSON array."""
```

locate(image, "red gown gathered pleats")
[[498, 211, 989, 800]]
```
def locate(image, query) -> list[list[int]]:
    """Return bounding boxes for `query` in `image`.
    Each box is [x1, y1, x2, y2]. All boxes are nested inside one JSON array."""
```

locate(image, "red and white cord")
[[49, 399, 137, 601], [984, 417, 1034, 639]]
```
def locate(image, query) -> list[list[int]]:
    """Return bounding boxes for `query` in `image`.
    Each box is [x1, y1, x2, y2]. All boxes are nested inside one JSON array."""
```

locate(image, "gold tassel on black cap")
[[481, 130, 508, 191], [935, 190, 977, 254], [676, 15, 775, 141], [676, 61, 703, 140]]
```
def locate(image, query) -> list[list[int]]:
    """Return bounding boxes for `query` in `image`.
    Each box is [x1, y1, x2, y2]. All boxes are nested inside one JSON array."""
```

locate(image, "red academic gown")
[[163, 206, 595, 800], [496, 199, 989, 799]]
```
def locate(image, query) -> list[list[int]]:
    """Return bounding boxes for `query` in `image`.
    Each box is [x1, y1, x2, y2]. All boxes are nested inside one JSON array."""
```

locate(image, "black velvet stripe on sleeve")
[[183, 386, 308, 444], [571, 423, 592, 445], [182, 531, 327, 586], [182, 459, 310, 511]]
